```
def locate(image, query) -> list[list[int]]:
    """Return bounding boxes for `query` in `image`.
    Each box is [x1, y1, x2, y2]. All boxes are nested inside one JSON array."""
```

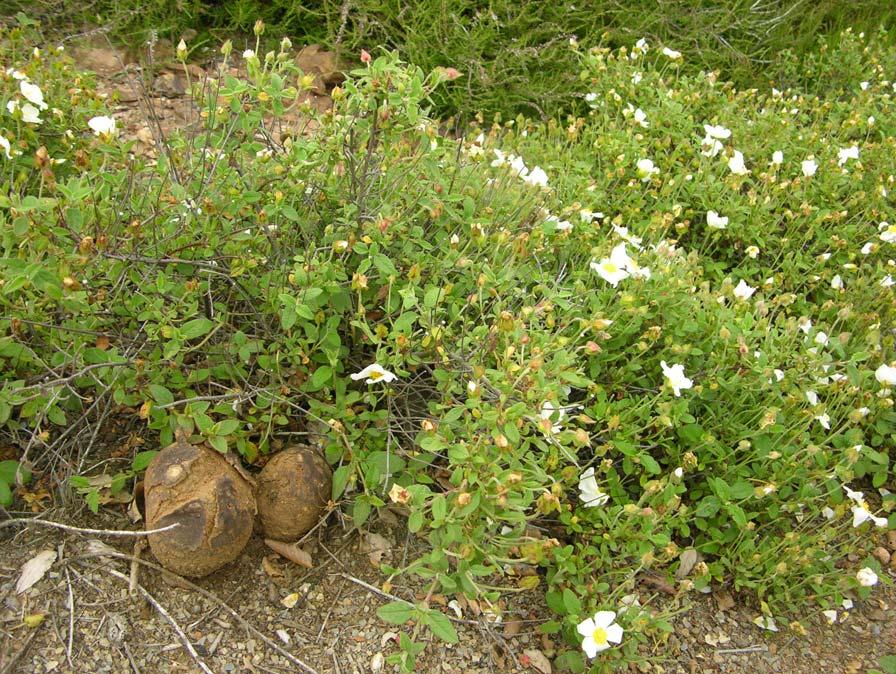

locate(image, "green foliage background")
[[5, 0, 896, 118]]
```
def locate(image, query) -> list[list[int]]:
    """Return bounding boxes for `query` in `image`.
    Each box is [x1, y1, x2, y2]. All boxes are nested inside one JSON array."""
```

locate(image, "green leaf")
[[377, 601, 415, 625], [562, 588, 582, 616], [353, 497, 372, 527], [132, 451, 158, 472], [213, 419, 241, 436], [408, 510, 424, 532], [423, 610, 458, 643], [309, 365, 333, 390], [85, 490, 100, 514], [208, 436, 228, 453], [332, 464, 352, 499], [639, 453, 661, 474], [181, 317, 214, 340], [0, 480, 11, 507], [372, 253, 398, 277], [0, 460, 31, 485], [147, 385, 174, 405]]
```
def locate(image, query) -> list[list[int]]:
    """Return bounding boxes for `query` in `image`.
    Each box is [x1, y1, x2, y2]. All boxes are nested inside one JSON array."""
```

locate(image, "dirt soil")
[[2, 37, 895, 674]]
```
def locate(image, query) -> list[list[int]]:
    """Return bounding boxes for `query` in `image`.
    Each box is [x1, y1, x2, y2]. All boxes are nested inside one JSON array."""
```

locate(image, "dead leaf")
[[265, 539, 312, 568], [262, 555, 285, 579], [84, 539, 119, 558], [715, 590, 735, 611], [503, 619, 523, 637], [638, 571, 676, 594], [522, 649, 552, 674], [703, 631, 730, 647], [365, 532, 391, 567], [675, 548, 700, 580], [16, 549, 57, 594], [281, 593, 299, 609]]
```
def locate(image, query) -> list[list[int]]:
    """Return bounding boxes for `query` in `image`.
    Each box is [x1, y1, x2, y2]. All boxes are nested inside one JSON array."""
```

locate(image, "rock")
[[255, 445, 332, 542], [144, 440, 256, 577], [295, 45, 344, 94], [872, 546, 891, 565], [153, 71, 190, 98], [72, 47, 132, 76]]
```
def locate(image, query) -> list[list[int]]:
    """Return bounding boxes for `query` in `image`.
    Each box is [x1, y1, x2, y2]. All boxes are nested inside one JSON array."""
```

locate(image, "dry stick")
[[64, 567, 75, 668], [80, 553, 319, 674], [0, 518, 179, 536], [122, 642, 141, 674], [105, 568, 214, 674], [129, 539, 148, 597]]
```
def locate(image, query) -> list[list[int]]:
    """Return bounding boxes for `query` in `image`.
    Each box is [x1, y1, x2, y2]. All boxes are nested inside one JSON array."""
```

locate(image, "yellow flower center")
[[369, 370, 383, 380], [592, 626, 608, 646], [603, 262, 618, 273]]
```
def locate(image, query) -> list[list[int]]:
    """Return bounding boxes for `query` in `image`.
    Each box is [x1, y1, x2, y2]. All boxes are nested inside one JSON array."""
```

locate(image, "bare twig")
[[106, 568, 214, 674], [716, 645, 769, 654], [75, 552, 319, 674], [64, 568, 74, 667], [129, 539, 148, 597], [0, 518, 179, 537]]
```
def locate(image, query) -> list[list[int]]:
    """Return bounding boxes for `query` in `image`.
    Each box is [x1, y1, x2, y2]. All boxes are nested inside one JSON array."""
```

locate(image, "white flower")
[[631, 72, 643, 85], [822, 610, 838, 624], [19, 80, 47, 110], [662, 46, 682, 59], [860, 81, 870, 91], [746, 245, 760, 259], [523, 166, 548, 187], [704, 124, 732, 140], [577, 611, 623, 658], [879, 222, 896, 243], [814, 331, 829, 346], [88, 115, 117, 137], [773, 369, 784, 382], [584, 92, 598, 103], [821, 506, 835, 520], [876, 364, 896, 385], [0, 134, 11, 159], [636, 158, 659, 182], [661, 361, 693, 397], [7, 100, 42, 124], [467, 380, 479, 395], [550, 217, 573, 233], [856, 567, 878, 587], [805, 390, 819, 405], [801, 159, 818, 177], [578, 467, 610, 508], [861, 242, 875, 254], [635, 38, 649, 53], [733, 279, 756, 301], [753, 616, 778, 632], [728, 150, 749, 175], [6, 68, 28, 80], [612, 226, 643, 248], [851, 504, 888, 528], [837, 145, 860, 167], [633, 108, 648, 127], [798, 318, 813, 334], [842, 599, 854, 610], [772, 150, 784, 165], [350, 363, 397, 384], [673, 467, 684, 479], [831, 274, 843, 290], [591, 243, 632, 287], [701, 136, 724, 158], [882, 275, 895, 288], [706, 211, 728, 230], [243, 49, 256, 59], [815, 412, 831, 430]]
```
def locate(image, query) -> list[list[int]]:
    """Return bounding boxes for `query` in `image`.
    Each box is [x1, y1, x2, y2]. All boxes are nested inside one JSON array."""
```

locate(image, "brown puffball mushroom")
[[144, 440, 256, 578], [255, 445, 332, 542]]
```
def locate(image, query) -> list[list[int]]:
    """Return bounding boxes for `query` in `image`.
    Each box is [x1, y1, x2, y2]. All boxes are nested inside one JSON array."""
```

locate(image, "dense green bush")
[[4, 0, 896, 119], [1, 18, 894, 673]]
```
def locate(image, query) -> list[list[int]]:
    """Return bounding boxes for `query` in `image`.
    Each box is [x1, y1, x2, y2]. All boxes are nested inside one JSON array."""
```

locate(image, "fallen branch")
[[106, 568, 214, 674], [74, 551, 319, 674], [0, 518, 178, 537]]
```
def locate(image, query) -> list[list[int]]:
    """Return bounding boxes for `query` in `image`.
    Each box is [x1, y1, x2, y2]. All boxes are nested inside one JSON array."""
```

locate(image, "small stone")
[[370, 652, 384, 673], [872, 546, 891, 565]]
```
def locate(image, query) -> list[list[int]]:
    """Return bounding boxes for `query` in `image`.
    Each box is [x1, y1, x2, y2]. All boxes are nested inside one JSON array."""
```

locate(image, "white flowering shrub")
[[0, 18, 893, 673]]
